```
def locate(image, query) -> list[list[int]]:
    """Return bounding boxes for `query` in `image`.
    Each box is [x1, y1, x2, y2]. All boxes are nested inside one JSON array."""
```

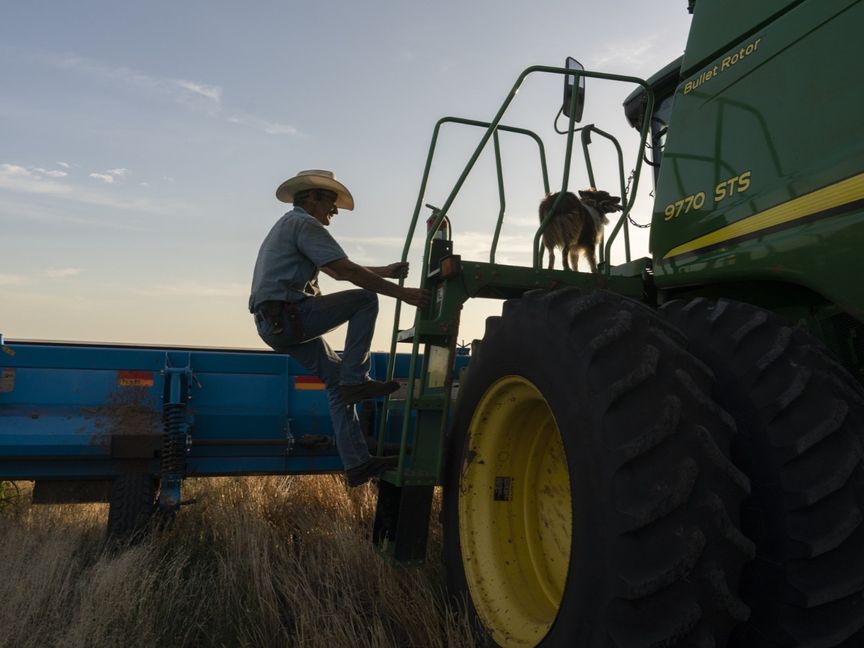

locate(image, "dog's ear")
[[579, 188, 609, 201]]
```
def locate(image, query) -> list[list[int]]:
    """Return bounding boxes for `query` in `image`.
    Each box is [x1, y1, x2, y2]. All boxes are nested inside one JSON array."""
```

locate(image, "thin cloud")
[[330, 235, 407, 265], [36, 50, 298, 137], [0, 196, 153, 231], [1, 164, 35, 179], [0, 164, 72, 196], [452, 230, 537, 265], [0, 162, 164, 214], [33, 167, 68, 178], [136, 281, 248, 298], [44, 52, 217, 107], [337, 235, 405, 247], [507, 213, 545, 229], [588, 37, 665, 73], [90, 168, 128, 183], [0, 273, 27, 286], [227, 113, 300, 136], [173, 79, 222, 103], [57, 161, 71, 169], [45, 267, 82, 278], [262, 122, 300, 136]]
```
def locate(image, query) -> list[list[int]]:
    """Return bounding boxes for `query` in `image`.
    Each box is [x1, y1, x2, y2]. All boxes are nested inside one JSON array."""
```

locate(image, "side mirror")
[[562, 57, 586, 122]]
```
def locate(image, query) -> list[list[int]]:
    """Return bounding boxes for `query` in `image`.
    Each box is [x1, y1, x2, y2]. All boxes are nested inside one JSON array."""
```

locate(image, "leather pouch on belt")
[[284, 302, 304, 339], [259, 302, 286, 335]]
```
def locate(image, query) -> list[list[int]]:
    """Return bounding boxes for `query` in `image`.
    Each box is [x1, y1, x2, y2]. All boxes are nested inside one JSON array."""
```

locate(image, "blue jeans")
[[256, 289, 379, 470]]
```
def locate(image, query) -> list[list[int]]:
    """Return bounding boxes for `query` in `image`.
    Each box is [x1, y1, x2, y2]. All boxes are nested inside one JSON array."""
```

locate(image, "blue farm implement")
[[0, 334, 468, 535]]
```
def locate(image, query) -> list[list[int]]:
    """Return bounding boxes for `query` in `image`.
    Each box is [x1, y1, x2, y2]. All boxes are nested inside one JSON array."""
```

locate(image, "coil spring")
[[161, 403, 186, 477]]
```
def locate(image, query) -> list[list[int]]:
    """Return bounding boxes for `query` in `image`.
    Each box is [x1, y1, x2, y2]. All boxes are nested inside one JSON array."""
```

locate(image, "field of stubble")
[[0, 477, 477, 648]]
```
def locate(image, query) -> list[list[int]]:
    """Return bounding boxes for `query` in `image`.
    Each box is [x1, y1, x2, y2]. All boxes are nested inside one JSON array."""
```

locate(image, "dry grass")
[[0, 477, 477, 648]]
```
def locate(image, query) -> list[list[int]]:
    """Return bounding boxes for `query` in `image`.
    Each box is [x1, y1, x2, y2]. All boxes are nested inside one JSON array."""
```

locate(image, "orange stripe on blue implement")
[[294, 376, 325, 390], [117, 370, 154, 387]]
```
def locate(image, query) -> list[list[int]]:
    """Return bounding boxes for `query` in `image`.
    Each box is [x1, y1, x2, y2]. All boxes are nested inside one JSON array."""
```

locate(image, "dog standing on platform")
[[538, 189, 622, 273]]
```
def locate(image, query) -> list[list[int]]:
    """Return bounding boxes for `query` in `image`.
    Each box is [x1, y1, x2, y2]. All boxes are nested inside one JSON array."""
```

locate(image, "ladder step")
[[396, 325, 451, 344], [396, 328, 416, 343], [381, 468, 437, 487], [386, 396, 447, 411]]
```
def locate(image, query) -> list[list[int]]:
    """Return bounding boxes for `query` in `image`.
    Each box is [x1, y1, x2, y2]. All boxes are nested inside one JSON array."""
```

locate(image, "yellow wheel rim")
[[459, 375, 572, 647]]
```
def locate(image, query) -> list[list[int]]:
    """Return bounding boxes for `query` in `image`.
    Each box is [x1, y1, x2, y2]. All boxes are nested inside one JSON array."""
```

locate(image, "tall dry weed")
[[0, 477, 476, 648]]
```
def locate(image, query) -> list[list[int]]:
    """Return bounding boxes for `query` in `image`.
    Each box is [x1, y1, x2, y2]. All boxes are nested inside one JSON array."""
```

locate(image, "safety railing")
[[379, 64, 654, 469], [407, 65, 651, 284]]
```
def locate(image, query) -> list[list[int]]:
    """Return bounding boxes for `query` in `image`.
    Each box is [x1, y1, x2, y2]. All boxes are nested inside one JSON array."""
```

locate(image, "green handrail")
[[378, 65, 654, 472], [535, 68, 653, 270], [577, 124, 632, 266], [490, 131, 506, 264], [378, 117, 550, 463]]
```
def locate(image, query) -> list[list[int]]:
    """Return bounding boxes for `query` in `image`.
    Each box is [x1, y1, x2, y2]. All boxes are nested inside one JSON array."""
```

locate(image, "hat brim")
[[276, 175, 354, 210]]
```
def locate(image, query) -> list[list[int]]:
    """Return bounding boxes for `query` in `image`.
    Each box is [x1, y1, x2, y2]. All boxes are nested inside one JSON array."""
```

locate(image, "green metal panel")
[[651, 0, 864, 318], [656, 212, 864, 319], [682, 0, 802, 76]]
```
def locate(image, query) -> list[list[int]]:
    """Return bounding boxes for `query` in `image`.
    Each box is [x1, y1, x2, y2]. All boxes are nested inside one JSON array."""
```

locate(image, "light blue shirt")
[[248, 207, 347, 311]]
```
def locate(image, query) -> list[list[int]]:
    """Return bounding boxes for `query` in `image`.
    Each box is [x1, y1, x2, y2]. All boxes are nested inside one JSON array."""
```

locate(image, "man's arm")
[[321, 258, 429, 307], [366, 262, 408, 279]]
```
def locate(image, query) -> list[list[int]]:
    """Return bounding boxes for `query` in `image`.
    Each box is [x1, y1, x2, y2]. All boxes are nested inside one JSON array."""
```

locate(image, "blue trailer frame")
[[0, 334, 468, 511]]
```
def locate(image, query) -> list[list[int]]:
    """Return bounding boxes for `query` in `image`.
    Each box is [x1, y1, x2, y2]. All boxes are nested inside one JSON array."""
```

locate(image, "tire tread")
[[661, 297, 864, 647]]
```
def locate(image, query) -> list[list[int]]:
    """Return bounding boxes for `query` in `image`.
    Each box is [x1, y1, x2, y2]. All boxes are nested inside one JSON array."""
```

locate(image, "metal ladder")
[[369, 64, 655, 562]]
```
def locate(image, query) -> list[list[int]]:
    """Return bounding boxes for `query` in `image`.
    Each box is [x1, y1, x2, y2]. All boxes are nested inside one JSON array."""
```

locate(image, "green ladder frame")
[[371, 65, 654, 561]]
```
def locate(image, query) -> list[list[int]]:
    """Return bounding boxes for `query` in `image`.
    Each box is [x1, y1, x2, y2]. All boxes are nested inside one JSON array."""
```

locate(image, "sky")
[[0, 1, 693, 352]]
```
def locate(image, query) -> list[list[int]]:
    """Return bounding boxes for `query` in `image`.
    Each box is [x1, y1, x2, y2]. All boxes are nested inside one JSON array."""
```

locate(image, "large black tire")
[[106, 473, 158, 540], [443, 288, 754, 647], [661, 298, 864, 647]]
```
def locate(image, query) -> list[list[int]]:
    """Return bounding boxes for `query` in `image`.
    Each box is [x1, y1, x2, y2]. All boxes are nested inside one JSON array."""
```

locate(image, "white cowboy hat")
[[275, 169, 354, 210]]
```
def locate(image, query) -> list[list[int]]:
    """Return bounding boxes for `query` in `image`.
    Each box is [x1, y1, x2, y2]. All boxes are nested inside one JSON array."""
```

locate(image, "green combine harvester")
[[372, 0, 864, 645], [2, 0, 861, 645]]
